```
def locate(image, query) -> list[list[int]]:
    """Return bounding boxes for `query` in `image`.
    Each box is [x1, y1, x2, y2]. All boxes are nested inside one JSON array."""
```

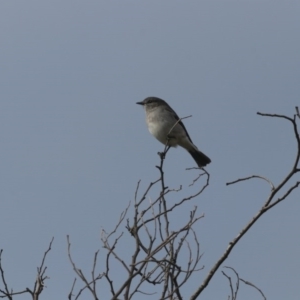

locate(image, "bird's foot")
[[158, 151, 166, 160]]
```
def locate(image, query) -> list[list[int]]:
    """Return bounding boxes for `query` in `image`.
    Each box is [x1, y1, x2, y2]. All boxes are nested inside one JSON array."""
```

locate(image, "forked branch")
[[191, 107, 299, 299], [0, 238, 54, 300]]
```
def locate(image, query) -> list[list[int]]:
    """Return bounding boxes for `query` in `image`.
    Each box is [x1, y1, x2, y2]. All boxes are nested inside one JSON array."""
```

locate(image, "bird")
[[136, 97, 211, 167]]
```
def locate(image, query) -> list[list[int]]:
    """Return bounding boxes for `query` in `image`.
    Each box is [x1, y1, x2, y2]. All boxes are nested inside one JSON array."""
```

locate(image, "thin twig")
[[191, 109, 300, 299], [240, 278, 267, 300], [226, 175, 275, 191], [68, 278, 76, 300]]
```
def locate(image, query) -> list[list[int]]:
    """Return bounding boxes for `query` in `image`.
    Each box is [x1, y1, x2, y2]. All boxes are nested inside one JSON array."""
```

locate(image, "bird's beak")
[[136, 101, 144, 105]]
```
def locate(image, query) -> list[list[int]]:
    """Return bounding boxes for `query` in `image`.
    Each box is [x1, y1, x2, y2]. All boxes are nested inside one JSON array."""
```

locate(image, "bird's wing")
[[164, 104, 194, 144]]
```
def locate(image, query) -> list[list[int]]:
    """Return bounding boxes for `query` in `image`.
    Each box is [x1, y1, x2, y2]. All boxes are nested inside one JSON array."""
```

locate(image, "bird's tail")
[[188, 149, 211, 168]]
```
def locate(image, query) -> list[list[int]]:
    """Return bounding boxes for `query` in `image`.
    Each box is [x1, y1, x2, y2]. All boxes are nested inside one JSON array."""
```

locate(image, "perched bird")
[[136, 97, 211, 167]]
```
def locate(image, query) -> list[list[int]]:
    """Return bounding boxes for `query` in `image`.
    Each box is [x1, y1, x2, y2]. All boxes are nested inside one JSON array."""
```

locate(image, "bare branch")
[[222, 266, 266, 300], [265, 181, 300, 210], [0, 249, 12, 300], [1, 238, 54, 300], [257, 110, 300, 208], [296, 106, 300, 119], [221, 271, 235, 300], [191, 109, 299, 299], [108, 140, 208, 299], [67, 235, 101, 300], [240, 278, 267, 300], [223, 266, 240, 300], [257, 111, 294, 122], [68, 278, 76, 300], [226, 175, 275, 191], [38, 237, 54, 276]]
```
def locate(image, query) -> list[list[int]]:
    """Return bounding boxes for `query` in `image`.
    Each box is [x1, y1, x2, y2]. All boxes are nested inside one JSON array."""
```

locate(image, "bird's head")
[[136, 97, 167, 110]]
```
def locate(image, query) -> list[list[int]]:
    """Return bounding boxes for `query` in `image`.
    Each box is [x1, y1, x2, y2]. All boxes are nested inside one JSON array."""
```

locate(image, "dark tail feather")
[[189, 149, 211, 168]]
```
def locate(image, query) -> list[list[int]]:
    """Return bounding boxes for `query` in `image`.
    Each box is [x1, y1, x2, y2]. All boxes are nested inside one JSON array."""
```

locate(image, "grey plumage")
[[136, 97, 211, 168]]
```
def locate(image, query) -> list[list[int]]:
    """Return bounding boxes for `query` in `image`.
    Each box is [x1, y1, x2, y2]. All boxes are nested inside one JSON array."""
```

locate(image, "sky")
[[0, 1, 299, 299]]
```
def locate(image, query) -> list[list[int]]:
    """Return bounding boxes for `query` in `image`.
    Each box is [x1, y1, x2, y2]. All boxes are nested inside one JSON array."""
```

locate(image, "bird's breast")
[[147, 114, 178, 146]]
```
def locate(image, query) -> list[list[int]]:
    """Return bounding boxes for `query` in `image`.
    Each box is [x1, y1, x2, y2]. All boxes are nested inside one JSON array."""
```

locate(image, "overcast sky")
[[0, 1, 299, 299]]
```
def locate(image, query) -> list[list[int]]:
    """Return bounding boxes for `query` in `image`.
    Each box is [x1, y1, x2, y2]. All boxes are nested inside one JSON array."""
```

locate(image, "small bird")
[[136, 97, 211, 167]]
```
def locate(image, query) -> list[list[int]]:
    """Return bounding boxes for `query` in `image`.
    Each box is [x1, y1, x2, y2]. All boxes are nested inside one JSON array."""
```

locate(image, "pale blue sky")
[[0, 1, 299, 299]]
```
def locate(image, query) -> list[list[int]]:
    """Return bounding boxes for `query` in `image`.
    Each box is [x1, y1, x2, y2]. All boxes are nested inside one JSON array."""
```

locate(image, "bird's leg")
[[164, 145, 171, 155], [158, 142, 171, 160]]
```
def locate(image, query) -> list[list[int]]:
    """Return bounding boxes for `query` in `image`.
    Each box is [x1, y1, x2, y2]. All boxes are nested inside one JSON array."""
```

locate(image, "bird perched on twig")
[[136, 97, 211, 168]]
